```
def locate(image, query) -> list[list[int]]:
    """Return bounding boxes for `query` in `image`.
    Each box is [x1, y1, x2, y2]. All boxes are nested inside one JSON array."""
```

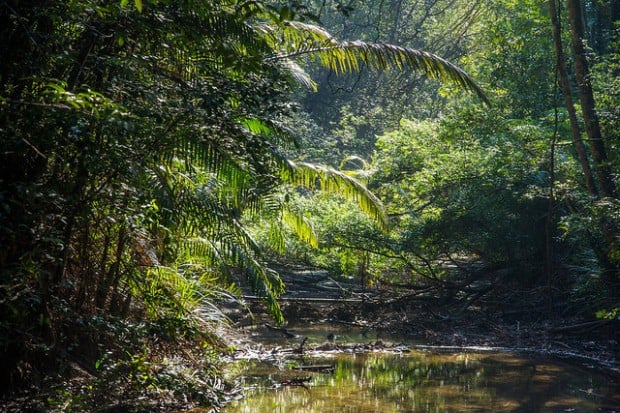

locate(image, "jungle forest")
[[1, 0, 619, 411]]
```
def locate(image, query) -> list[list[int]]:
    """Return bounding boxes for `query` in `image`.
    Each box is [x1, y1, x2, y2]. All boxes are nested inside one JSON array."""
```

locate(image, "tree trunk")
[[549, 0, 620, 294], [567, 0, 617, 198], [548, 0, 597, 196]]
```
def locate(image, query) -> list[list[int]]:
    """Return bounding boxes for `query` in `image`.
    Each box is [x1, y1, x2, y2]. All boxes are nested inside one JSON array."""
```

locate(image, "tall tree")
[[567, 0, 617, 198], [549, 0, 598, 195], [550, 0, 620, 296]]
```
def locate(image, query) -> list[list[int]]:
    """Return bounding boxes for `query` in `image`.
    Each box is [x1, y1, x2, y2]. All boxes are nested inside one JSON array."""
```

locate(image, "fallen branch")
[[264, 323, 296, 338], [549, 319, 613, 334]]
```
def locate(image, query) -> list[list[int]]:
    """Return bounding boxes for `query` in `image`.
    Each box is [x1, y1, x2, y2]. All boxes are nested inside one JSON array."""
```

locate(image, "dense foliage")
[[1, 0, 618, 410], [0, 0, 487, 409], [269, 0, 619, 319]]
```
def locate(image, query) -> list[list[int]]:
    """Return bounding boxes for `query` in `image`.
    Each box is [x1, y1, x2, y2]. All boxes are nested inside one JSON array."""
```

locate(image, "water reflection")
[[224, 351, 620, 412]]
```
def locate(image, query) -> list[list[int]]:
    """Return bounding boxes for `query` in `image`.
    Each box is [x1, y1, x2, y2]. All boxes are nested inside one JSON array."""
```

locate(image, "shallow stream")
[[223, 323, 620, 412]]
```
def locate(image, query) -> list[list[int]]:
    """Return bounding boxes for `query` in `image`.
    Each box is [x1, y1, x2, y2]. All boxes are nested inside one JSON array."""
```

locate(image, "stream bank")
[[221, 296, 620, 413], [224, 266, 620, 377]]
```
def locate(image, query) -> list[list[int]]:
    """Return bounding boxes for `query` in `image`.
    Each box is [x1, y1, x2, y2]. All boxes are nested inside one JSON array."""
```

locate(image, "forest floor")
[[225, 266, 620, 377]]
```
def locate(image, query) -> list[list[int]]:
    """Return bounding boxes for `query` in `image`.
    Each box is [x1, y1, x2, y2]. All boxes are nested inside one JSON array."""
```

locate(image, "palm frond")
[[257, 20, 337, 50], [279, 58, 318, 91], [137, 266, 202, 318], [180, 232, 284, 323], [260, 20, 488, 103], [207, 9, 273, 65], [238, 116, 300, 149], [283, 41, 489, 103], [219, 220, 285, 323], [282, 206, 319, 248], [266, 221, 286, 254], [282, 161, 389, 231], [234, 246, 284, 324]]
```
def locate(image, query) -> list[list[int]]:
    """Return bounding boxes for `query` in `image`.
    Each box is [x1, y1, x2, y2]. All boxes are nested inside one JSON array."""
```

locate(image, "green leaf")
[[134, 0, 143, 12]]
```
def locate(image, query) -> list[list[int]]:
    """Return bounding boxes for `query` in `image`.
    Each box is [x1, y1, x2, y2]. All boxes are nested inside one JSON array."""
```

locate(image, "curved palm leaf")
[[260, 21, 488, 104], [282, 206, 319, 248], [281, 160, 389, 232], [279, 58, 318, 91]]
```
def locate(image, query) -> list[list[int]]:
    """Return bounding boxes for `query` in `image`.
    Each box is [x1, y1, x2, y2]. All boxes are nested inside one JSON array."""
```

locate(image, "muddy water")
[[224, 349, 620, 413]]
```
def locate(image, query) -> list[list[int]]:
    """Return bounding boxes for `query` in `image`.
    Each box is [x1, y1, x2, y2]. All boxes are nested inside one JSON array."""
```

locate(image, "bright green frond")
[[183, 226, 284, 323], [282, 161, 389, 231], [257, 20, 337, 50], [264, 29, 488, 103], [282, 207, 319, 248], [238, 116, 300, 148], [312, 42, 487, 104]]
